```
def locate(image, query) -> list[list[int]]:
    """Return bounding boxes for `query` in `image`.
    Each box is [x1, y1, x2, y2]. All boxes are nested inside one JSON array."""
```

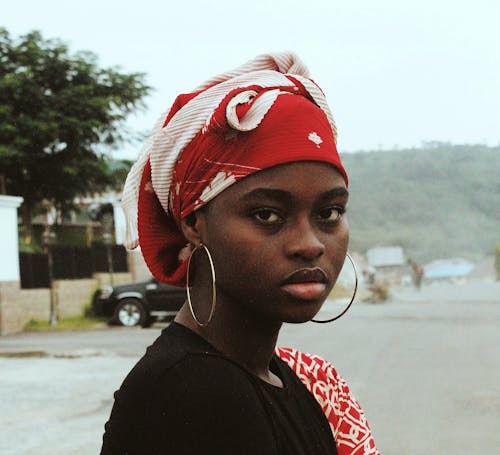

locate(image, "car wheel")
[[113, 298, 150, 327]]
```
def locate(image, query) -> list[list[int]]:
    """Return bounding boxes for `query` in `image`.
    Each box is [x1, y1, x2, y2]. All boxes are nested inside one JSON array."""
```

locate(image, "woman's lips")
[[280, 267, 328, 300], [281, 282, 326, 300]]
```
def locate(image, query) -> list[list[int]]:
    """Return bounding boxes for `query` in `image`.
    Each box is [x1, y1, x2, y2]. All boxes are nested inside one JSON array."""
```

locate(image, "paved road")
[[1, 281, 499, 454]]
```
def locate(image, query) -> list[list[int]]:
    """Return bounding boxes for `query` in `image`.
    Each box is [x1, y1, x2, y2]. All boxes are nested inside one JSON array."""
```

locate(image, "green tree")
[[0, 28, 150, 240]]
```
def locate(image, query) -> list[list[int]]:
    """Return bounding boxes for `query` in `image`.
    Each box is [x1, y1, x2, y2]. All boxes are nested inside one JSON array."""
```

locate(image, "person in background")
[[101, 52, 379, 455], [408, 259, 424, 289]]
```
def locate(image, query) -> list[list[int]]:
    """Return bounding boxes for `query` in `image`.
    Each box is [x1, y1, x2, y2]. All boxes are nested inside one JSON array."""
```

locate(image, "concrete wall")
[[0, 246, 151, 335], [0, 272, 133, 335], [55, 278, 101, 319], [0, 196, 23, 281], [0, 281, 51, 335]]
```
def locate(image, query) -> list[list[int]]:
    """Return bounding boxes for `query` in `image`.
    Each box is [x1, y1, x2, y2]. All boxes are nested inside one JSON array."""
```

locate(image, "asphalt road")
[[1, 281, 499, 454]]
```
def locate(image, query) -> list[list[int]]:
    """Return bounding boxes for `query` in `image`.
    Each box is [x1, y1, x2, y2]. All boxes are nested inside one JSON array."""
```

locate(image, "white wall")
[[0, 196, 23, 282], [113, 200, 126, 245]]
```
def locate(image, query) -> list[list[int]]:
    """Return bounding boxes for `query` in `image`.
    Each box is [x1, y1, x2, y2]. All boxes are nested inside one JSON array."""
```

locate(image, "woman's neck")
[[175, 296, 283, 386]]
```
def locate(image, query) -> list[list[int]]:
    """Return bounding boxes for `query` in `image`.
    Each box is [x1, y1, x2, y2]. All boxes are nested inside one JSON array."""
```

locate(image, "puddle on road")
[[0, 349, 106, 359], [0, 350, 49, 358]]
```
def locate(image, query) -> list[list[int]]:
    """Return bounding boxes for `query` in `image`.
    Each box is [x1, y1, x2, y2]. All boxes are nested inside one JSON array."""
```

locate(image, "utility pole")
[[102, 212, 114, 286], [42, 224, 57, 326]]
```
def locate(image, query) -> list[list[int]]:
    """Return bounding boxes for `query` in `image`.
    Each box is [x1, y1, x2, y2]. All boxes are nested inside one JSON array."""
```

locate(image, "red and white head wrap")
[[121, 52, 348, 286]]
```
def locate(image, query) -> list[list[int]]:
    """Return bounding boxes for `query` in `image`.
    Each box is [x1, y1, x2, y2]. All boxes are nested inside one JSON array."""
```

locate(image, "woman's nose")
[[285, 219, 325, 261]]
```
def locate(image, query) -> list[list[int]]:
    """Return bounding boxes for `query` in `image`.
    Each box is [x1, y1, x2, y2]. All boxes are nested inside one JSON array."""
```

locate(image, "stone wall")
[[0, 249, 149, 335], [0, 272, 134, 335], [0, 281, 51, 335], [55, 278, 99, 319]]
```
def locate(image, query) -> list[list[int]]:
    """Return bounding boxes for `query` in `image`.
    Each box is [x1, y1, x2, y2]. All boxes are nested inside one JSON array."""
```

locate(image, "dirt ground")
[[1, 280, 499, 454]]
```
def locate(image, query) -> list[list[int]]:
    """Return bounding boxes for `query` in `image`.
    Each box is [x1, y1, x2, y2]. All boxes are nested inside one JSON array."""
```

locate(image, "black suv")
[[92, 278, 186, 327]]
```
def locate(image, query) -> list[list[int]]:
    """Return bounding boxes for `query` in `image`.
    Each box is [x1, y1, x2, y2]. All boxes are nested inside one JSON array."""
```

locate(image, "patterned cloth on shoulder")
[[276, 347, 380, 455]]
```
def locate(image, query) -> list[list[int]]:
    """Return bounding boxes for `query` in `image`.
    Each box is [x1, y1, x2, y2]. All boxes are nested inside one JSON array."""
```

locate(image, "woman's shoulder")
[[275, 346, 363, 415], [102, 334, 276, 454], [275, 347, 380, 455], [119, 323, 260, 402], [275, 347, 343, 385], [115, 324, 198, 384]]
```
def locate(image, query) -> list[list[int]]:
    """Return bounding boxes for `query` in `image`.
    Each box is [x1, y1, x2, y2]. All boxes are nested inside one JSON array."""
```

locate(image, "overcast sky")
[[4, 0, 499, 159]]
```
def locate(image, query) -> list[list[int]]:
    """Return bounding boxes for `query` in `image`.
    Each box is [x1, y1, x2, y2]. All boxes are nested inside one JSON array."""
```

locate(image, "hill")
[[341, 143, 499, 263]]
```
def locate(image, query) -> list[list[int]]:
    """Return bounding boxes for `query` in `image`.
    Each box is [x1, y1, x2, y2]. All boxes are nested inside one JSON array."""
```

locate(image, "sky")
[[3, 0, 500, 159]]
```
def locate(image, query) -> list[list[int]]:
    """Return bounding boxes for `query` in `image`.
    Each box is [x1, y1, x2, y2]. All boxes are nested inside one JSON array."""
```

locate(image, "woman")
[[101, 52, 379, 454]]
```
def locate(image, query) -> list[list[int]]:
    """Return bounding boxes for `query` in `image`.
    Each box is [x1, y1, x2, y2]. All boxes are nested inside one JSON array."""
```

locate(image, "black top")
[[101, 322, 337, 454]]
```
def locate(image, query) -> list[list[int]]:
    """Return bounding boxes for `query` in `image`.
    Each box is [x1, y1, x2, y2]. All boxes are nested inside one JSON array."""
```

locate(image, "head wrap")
[[121, 52, 347, 286]]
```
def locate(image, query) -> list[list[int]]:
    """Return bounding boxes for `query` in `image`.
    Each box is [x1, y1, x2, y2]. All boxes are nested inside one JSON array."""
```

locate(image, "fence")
[[19, 244, 128, 289], [18, 253, 50, 288]]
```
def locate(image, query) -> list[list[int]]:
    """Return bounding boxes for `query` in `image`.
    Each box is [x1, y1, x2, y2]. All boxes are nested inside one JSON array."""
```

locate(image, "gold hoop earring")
[[186, 243, 217, 327], [312, 252, 358, 323]]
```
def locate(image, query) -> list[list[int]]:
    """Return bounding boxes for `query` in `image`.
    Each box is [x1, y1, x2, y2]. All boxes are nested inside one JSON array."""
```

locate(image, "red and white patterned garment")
[[276, 347, 380, 455], [121, 52, 347, 287]]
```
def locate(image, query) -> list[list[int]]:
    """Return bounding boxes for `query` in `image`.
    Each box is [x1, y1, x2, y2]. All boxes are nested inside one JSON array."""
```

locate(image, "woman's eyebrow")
[[241, 187, 348, 203], [319, 187, 349, 200], [241, 188, 293, 204]]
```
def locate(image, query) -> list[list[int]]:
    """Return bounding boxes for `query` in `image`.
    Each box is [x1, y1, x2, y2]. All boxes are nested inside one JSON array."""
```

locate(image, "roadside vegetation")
[[23, 305, 107, 332], [342, 143, 499, 263]]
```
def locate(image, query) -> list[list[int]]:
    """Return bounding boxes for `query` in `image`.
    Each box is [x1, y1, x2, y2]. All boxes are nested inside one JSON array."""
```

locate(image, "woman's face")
[[196, 161, 349, 324]]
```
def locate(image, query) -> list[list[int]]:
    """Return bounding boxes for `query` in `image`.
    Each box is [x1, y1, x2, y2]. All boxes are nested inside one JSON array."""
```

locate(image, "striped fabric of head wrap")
[[121, 52, 347, 286]]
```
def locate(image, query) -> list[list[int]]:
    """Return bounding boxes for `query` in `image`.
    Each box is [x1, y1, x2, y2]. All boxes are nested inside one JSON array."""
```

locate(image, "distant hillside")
[[341, 143, 499, 263]]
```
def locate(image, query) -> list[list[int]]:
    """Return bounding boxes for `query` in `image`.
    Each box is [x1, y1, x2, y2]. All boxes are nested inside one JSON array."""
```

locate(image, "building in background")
[[366, 246, 407, 285]]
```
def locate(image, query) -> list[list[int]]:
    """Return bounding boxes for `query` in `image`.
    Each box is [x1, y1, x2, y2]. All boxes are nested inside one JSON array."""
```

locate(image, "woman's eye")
[[253, 209, 283, 224], [317, 206, 345, 223]]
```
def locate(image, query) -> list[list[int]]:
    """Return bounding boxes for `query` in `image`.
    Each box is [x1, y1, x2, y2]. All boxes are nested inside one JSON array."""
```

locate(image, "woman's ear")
[[180, 210, 206, 246]]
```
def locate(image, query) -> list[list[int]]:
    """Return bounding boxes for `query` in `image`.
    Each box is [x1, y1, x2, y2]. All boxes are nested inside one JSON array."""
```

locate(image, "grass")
[[23, 314, 107, 331]]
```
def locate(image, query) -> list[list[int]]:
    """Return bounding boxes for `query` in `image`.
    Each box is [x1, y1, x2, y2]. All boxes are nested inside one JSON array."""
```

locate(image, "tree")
[[0, 28, 150, 240]]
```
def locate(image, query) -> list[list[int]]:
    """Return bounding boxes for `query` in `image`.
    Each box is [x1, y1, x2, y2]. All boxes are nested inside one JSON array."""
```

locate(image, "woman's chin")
[[280, 302, 326, 324]]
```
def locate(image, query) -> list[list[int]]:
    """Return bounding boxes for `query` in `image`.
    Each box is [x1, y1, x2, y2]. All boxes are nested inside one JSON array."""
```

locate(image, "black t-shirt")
[[101, 322, 338, 454]]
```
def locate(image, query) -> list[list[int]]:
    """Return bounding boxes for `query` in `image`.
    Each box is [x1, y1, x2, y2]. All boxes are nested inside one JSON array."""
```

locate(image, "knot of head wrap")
[[121, 52, 347, 286]]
